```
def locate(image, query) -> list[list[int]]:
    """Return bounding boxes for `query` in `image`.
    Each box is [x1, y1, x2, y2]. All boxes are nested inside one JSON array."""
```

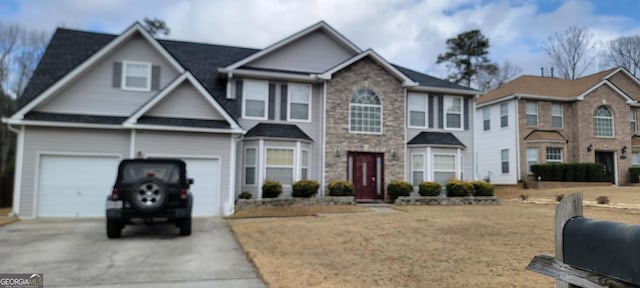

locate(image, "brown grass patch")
[[227, 205, 370, 219], [0, 208, 17, 226], [0, 208, 11, 216], [230, 186, 640, 288]]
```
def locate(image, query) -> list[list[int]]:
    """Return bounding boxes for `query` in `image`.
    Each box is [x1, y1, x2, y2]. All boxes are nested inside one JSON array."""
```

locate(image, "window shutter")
[[151, 65, 161, 90], [113, 62, 122, 88], [428, 95, 434, 128], [280, 84, 288, 120], [464, 98, 469, 130], [236, 80, 243, 116], [268, 83, 276, 120], [438, 95, 444, 129]]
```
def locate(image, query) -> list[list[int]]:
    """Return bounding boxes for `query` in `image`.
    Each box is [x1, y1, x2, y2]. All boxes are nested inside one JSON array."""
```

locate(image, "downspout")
[[515, 96, 521, 182], [321, 81, 327, 198], [7, 124, 22, 217]]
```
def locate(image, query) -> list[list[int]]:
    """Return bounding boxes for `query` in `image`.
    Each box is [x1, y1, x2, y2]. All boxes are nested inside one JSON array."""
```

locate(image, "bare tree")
[[604, 35, 640, 76], [543, 26, 596, 80], [0, 23, 20, 93], [12, 28, 48, 97], [475, 60, 523, 91], [142, 17, 170, 37]]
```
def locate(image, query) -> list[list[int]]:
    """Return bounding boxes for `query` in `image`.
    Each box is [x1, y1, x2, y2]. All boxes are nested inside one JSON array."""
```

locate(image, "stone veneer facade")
[[324, 57, 406, 195], [518, 71, 640, 184]]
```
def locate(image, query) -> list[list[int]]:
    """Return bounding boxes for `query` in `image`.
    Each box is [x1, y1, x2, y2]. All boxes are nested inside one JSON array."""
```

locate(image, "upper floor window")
[[551, 103, 563, 128], [546, 147, 563, 163], [288, 83, 311, 121], [500, 103, 508, 128], [526, 102, 538, 126], [631, 109, 637, 134], [408, 93, 428, 128], [483, 107, 490, 131], [243, 80, 268, 119], [595, 106, 614, 137], [445, 96, 463, 130], [350, 88, 382, 134], [123, 61, 151, 91]]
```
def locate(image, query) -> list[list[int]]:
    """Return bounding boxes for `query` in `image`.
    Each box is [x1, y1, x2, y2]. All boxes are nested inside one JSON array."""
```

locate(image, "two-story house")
[[4, 21, 477, 218], [475, 67, 640, 185]]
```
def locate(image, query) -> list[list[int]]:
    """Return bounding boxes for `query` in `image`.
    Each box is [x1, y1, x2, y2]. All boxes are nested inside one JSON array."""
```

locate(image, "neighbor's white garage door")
[[37, 155, 119, 217], [183, 158, 220, 217]]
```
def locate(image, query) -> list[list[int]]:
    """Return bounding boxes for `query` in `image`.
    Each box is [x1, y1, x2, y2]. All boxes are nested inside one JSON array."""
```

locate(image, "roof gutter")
[[409, 85, 479, 96], [476, 93, 578, 108], [217, 68, 321, 82]]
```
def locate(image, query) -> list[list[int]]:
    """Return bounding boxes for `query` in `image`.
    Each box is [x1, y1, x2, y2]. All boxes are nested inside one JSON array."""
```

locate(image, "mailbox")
[[563, 216, 640, 285]]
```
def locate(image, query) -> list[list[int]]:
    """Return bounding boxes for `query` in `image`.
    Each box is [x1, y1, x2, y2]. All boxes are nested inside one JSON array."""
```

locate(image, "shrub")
[[446, 180, 474, 197], [630, 167, 640, 183], [471, 181, 494, 196], [562, 163, 576, 181], [531, 164, 552, 180], [555, 194, 564, 202], [596, 195, 610, 205], [386, 180, 413, 202], [550, 164, 564, 181], [292, 180, 320, 198], [585, 163, 605, 182], [327, 180, 354, 196], [574, 163, 587, 182], [239, 191, 253, 199], [262, 180, 282, 198], [418, 181, 442, 196]]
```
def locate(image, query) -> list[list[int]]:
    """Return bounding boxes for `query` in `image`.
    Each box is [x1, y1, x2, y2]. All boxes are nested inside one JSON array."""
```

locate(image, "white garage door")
[[183, 158, 220, 216], [37, 155, 119, 217]]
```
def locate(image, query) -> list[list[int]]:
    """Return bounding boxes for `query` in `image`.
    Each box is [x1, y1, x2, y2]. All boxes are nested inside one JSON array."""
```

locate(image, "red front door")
[[349, 152, 384, 201]]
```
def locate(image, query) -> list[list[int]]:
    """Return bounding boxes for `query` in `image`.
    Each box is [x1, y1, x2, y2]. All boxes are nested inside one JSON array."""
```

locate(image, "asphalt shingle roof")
[[407, 131, 466, 147], [245, 123, 313, 141], [18, 28, 474, 123], [24, 112, 127, 124], [137, 116, 230, 129]]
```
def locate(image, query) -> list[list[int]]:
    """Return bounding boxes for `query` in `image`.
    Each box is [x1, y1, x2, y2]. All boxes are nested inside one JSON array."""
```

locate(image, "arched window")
[[594, 106, 614, 137], [350, 88, 382, 133]]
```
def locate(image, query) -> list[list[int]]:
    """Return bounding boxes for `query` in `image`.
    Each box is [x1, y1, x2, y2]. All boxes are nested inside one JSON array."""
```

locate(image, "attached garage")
[[182, 158, 220, 217], [37, 155, 120, 217]]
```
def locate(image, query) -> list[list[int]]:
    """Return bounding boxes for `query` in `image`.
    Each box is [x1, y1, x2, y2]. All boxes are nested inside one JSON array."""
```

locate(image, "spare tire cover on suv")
[[129, 176, 169, 213]]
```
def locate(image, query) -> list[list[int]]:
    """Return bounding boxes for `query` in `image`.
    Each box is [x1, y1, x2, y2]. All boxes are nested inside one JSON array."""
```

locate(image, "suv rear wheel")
[[179, 217, 191, 236], [106, 219, 122, 238], [129, 177, 169, 213]]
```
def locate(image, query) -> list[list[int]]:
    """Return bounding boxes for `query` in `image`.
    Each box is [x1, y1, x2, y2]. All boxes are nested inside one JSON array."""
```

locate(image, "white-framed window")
[[483, 107, 490, 131], [501, 149, 509, 174], [527, 148, 538, 173], [300, 149, 309, 180], [288, 83, 311, 122], [350, 88, 382, 134], [552, 103, 563, 128], [122, 61, 151, 91], [546, 147, 563, 163], [244, 148, 257, 186], [433, 154, 456, 187], [526, 101, 538, 126], [631, 109, 637, 133], [242, 80, 269, 119], [632, 152, 640, 166], [408, 93, 428, 128], [595, 105, 614, 137], [411, 153, 425, 186], [265, 148, 295, 185], [500, 103, 508, 128], [444, 96, 463, 130]]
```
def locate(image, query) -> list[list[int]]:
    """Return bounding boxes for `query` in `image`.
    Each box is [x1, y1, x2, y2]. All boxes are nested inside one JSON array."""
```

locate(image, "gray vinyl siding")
[[145, 83, 225, 120], [246, 30, 355, 73], [19, 127, 130, 218], [36, 34, 179, 116], [135, 131, 233, 214]]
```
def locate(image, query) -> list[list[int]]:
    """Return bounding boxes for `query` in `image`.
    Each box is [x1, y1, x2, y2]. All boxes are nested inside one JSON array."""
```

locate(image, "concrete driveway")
[[0, 218, 265, 288]]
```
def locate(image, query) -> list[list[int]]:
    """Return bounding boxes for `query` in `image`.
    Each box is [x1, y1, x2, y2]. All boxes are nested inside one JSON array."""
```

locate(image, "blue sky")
[[2, 0, 640, 79]]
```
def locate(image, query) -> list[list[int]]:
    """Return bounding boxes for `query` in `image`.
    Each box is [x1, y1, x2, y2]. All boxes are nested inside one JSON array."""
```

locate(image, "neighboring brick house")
[[4, 21, 477, 218], [475, 67, 640, 185]]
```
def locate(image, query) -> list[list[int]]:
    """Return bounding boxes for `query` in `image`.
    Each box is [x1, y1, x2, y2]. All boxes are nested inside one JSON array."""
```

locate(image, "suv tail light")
[[180, 189, 188, 200], [111, 188, 120, 200]]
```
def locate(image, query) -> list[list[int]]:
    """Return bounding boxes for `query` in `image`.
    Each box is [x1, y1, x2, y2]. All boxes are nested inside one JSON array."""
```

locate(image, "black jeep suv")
[[106, 159, 193, 238]]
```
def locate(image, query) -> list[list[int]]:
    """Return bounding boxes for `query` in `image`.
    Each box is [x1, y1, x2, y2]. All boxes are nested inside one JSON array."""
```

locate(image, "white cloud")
[[3, 0, 640, 80]]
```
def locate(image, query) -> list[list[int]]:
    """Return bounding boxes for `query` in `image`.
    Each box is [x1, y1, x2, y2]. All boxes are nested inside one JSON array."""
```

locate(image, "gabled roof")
[[245, 123, 313, 142], [319, 49, 418, 87], [125, 71, 240, 130], [14, 22, 185, 119], [524, 130, 567, 142], [224, 21, 361, 70], [407, 132, 465, 147], [393, 65, 477, 95], [477, 68, 619, 105]]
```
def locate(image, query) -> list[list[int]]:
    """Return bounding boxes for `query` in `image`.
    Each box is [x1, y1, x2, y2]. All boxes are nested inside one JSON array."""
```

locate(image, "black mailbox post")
[[563, 216, 640, 286]]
